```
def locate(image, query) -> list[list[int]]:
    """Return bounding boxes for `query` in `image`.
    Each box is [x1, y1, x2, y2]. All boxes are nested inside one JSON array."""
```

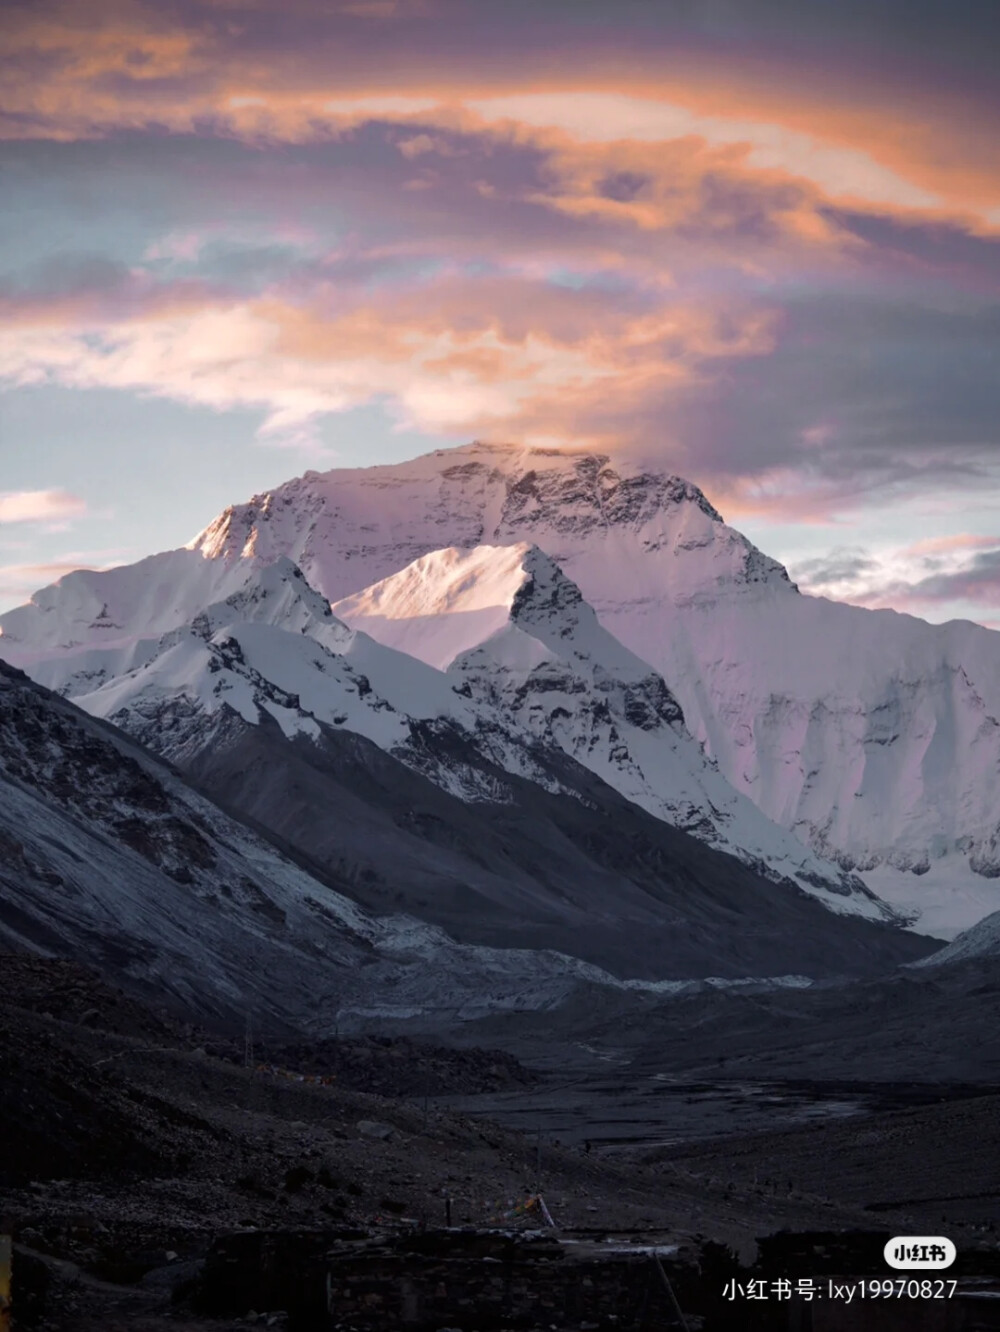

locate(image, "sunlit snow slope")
[[10, 557, 563, 805]]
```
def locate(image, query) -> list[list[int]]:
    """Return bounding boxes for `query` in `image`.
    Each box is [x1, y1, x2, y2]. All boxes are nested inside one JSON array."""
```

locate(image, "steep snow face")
[[189, 441, 782, 608], [184, 442, 1000, 925], [332, 543, 541, 672], [335, 543, 893, 921]]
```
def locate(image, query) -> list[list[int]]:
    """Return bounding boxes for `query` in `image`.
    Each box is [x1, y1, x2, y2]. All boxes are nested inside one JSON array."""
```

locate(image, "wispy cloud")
[[791, 536, 1000, 618], [0, 559, 96, 603], [0, 489, 87, 525]]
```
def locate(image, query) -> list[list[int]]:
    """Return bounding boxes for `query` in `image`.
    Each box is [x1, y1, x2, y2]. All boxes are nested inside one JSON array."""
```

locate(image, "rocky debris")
[[0, 955, 944, 1330], [263, 1036, 535, 1099], [0, 957, 683, 1327], [0, 1004, 168, 1189], [5, 957, 1000, 1327]]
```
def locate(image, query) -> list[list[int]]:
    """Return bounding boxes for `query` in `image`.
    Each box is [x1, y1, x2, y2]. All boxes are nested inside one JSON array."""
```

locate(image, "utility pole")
[[652, 1255, 691, 1330]]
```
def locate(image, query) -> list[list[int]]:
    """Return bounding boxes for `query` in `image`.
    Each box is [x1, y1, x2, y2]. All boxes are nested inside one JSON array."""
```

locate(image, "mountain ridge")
[[0, 658, 934, 1030]]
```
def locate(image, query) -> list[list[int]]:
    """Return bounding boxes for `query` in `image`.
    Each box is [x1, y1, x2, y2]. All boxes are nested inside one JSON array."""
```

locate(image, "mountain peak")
[[186, 439, 784, 609]]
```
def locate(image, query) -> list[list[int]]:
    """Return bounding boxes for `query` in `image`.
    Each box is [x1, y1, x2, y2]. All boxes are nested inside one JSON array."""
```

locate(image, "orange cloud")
[[619, 64, 1000, 225], [0, 271, 777, 451], [3, 3, 997, 235], [496, 127, 847, 256]]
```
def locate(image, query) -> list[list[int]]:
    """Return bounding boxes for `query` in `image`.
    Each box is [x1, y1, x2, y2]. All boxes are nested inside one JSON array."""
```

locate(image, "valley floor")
[[3, 956, 1000, 1330]]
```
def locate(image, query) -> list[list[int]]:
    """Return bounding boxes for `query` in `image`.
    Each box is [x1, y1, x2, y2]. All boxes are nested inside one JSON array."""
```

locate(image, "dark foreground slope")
[[0, 658, 394, 1030], [179, 703, 936, 981], [0, 654, 934, 1043]]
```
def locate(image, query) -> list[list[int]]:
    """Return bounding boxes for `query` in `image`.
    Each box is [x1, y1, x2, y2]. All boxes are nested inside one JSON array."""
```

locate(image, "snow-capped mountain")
[[5, 439, 1000, 935], [334, 542, 890, 919], [171, 440, 1000, 937], [2, 555, 571, 805], [0, 532, 884, 919]]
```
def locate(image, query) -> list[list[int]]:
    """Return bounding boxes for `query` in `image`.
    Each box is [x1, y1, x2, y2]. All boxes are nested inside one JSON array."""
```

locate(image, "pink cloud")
[[144, 231, 206, 262], [902, 533, 1000, 557], [0, 490, 87, 525], [0, 546, 132, 612], [0, 5, 995, 537], [2, 3, 997, 233]]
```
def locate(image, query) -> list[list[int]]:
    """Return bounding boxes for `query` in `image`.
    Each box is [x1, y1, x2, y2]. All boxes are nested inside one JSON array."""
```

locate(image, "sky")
[[1, 0, 999, 623]]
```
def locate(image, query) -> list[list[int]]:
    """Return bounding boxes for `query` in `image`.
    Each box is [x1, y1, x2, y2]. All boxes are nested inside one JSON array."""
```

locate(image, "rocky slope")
[[0, 660, 728, 1026], [913, 907, 1000, 968]]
